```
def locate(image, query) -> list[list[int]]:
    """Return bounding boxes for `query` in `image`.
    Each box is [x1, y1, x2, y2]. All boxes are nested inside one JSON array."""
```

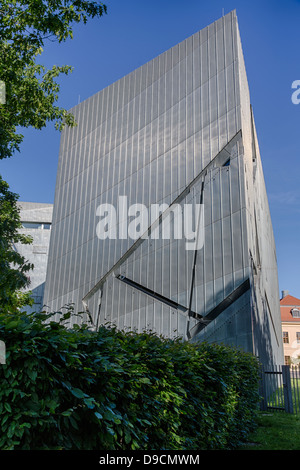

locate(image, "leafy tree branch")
[[0, 0, 107, 159]]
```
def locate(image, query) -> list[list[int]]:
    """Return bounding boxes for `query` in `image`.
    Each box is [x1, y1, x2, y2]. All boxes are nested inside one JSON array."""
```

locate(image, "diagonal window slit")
[[116, 274, 203, 321]]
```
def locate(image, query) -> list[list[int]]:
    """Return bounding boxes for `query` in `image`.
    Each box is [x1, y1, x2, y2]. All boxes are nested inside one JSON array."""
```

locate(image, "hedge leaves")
[[0, 308, 260, 450]]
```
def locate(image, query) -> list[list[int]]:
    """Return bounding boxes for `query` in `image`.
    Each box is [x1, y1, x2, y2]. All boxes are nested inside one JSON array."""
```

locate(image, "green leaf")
[[124, 431, 132, 444], [1, 415, 9, 425], [139, 377, 151, 384], [4, 403, 11, 413], [5, 321, 19, 329], [83, 397, 95, 409], [103, 408, 115, 421], [69, 416, 79, 430], [69, 387, 86, 399], [27, 370, 38, 381]]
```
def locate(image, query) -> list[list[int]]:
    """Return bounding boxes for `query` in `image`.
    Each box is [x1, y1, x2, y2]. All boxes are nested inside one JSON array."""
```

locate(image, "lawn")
[[239, 412, 300, 450]]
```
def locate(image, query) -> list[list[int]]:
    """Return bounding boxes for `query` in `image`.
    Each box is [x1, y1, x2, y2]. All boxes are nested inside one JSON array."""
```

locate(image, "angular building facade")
[[16, 202, 53, 313], [44, 11, 284, 366]]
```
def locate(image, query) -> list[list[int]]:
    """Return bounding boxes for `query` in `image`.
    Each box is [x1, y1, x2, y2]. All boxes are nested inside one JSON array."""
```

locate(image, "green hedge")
[[0, 308, 260, 450]]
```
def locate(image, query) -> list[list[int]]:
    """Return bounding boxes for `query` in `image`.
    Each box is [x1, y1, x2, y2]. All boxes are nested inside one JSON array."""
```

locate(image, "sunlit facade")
[[44, 11, 283, 366]]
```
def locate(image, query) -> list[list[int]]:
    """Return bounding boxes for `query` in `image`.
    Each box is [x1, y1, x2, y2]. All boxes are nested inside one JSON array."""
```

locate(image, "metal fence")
[[260, 364, 300, 414]]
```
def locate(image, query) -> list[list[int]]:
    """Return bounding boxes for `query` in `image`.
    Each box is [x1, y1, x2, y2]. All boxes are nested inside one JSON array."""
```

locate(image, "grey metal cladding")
[[44, 10, 283, 365]]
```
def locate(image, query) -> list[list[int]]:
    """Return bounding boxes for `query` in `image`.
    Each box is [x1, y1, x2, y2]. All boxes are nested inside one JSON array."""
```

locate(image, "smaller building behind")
[[15, 202, 53, 313], [281, 290, 300, 365]]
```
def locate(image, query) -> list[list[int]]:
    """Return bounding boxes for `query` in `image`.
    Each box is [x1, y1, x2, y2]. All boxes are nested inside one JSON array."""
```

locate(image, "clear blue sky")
[[1, 0, 300, 298]]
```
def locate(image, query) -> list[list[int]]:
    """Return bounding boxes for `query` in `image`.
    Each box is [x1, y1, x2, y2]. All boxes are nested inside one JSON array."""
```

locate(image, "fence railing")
[[260, 364, 300, 414]]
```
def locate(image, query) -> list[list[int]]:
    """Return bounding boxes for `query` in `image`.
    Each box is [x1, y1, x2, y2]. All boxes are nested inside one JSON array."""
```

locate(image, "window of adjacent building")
[[22, 222, 42, 229], [284, 356, 291, 366], [297, 333, 300, 344], [22, 222, 51, 230], [283, 331, 289, 343], [292, 308, 300, 318]]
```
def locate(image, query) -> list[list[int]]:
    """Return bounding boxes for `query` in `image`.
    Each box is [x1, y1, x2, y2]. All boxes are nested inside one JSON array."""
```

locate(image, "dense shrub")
[[0, 308, 260, 450]]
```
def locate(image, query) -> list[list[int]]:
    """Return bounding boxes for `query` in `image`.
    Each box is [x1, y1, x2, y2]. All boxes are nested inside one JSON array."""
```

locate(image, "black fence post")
[[282, 365, 294, 414], [260, 366, 268, 411]]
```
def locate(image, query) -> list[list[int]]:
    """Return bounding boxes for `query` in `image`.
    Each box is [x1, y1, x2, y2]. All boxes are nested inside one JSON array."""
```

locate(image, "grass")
[[239, 412, 300, 450]]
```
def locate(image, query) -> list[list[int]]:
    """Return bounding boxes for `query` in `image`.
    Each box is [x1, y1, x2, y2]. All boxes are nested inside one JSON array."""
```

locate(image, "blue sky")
[[1, 0, 300, 298]]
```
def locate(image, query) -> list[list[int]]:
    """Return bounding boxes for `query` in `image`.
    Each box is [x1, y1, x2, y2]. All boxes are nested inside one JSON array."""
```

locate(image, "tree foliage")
[[0, 0, 107, 159], [0, 176, 33, 311]]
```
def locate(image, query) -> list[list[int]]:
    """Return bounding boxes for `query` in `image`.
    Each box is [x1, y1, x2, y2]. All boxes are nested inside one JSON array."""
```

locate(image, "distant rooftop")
[[18, 201, 53, 210], [280, 294, 300, 306], [18, 201, 53, 224]]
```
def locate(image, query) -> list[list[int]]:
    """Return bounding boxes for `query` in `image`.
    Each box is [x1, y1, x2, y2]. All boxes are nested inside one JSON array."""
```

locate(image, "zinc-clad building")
[[44, 10, 284, 366]]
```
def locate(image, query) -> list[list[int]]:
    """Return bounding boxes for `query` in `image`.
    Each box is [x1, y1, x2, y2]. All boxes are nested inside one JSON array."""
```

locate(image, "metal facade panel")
[[44, 11, 283, 364]]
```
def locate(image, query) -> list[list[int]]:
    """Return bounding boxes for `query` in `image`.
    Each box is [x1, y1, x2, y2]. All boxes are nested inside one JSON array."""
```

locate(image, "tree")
[[0, 175, 33, 311], [0, 0, 107, 159], [0, 1, 107, 309]]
